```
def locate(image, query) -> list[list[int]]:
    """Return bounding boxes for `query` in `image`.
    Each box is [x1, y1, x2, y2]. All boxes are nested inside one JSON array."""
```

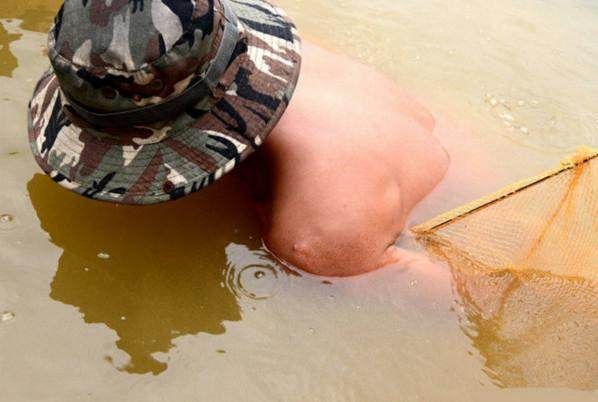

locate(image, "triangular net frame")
[[410, 148, 598, 389], [411, 147, 597, 282]]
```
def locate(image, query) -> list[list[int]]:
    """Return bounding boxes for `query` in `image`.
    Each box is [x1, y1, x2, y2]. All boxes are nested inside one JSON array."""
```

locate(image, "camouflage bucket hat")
[[28, 0, 301, 204]]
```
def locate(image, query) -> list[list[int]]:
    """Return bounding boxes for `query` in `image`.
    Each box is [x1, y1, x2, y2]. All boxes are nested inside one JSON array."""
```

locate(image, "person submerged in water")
[[28, 0, 448, 277], [244, 42, 448, 276]]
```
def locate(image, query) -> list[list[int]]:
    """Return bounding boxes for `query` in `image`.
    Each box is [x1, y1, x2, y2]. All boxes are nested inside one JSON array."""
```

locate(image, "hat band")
[[63, 0, 240, 129]]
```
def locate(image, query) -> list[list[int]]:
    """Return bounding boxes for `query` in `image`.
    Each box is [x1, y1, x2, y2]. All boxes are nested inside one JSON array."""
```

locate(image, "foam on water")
[[1, 311, 15, 322]]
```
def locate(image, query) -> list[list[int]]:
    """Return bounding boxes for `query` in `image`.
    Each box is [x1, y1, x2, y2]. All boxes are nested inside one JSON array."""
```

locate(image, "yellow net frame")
[[411, 147, 597, 281], [410, 147, 598, 389], [412, 147, 597, 235]]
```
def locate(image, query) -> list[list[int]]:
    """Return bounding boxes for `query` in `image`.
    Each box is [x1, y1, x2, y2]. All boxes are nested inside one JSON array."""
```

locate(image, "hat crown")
[[49, 0, 227, 113]]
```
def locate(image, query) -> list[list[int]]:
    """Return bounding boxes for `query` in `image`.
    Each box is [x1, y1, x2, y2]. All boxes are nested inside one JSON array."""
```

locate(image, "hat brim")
[[27, 0, 301, 205]]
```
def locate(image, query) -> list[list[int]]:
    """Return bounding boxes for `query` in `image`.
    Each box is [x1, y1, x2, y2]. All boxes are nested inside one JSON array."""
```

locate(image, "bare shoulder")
[[255, 41, 449, 276], [298, 41, 436, 132], [273, 40, 449, 209], [260, 156, 406, 276]]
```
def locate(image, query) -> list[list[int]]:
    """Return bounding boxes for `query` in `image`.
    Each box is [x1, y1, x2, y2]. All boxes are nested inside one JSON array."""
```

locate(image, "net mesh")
[[412, 148, 597, 282], [411, 148, 598, 389]]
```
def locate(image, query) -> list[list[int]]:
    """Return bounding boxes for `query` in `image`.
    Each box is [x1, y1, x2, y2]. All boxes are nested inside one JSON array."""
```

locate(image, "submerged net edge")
[[410, 147, 598, 235], [416, 231, 598, 294]]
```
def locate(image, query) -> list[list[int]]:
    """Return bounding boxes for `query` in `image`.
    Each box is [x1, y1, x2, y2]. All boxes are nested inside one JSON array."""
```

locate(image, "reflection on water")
[[0, 0, 61, 32], [0, 23, 21, 77], [28, 172, 273, 375], [0, 0, 61, 77], [452, 266, 598, 390]]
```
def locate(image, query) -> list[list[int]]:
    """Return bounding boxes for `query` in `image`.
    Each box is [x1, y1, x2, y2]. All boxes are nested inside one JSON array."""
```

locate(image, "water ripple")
[[224, 243, 286, 301]]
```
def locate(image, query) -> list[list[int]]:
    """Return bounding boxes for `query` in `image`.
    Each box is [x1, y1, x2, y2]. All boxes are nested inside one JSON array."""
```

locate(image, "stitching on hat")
[[49, 0, 228, 75], [49, 53, 298, 200], [77, 45, 299, 200], [33, 1, 302, 203]]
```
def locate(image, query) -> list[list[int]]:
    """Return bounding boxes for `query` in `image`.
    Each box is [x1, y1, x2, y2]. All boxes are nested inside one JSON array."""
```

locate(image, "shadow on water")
[[0, 23, 21, 77], [0, 0, 62, 77], [28, 172, 263, 375], [451, 266, 598, 390]]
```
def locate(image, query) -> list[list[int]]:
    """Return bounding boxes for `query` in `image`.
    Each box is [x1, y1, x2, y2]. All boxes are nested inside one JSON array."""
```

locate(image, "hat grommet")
[[151, 79, 165, 92], [101, 87, 117, 100]]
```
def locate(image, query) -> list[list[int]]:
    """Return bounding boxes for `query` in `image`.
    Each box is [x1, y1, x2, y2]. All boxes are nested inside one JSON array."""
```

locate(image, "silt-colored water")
[[0, 1, 597, 401]]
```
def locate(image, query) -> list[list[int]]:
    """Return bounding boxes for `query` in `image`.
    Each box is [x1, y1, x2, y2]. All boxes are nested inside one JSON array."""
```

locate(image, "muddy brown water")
[[0, 1, 597, 401]]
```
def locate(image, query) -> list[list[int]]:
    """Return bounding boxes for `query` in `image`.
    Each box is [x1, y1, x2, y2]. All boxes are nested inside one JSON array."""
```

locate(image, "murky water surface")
[[1, 1, 597, 401]]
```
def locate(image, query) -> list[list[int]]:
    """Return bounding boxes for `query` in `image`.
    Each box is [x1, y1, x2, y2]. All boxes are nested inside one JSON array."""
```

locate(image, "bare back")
[[245, 42, 449, 276]]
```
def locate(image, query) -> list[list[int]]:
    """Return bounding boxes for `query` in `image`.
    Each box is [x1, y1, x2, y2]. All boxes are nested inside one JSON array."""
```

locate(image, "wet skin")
[[243, 41, 450, 277]]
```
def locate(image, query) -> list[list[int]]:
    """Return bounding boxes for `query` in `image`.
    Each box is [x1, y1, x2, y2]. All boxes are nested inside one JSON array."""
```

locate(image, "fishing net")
[[411, 147, 598, 389], [412, 147, 597, 281]]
